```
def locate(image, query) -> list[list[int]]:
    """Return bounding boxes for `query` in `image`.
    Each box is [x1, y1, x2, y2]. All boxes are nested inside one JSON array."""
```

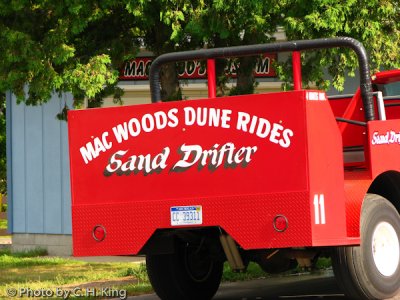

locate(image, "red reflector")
[[273, 215, 288, 232], [93, 225, 106, 242]]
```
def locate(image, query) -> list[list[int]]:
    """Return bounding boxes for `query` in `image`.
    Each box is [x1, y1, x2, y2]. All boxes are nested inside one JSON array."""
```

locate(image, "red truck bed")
[[68, 90, 359, 256], [67, 38, 400, 300]]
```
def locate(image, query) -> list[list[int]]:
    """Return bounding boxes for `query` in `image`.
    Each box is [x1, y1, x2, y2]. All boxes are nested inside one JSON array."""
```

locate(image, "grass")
[[0, 248, 270, 299], [0, 248, 332, 299], [315, 257, 332, 270], [222, 262, 269, 282], [0, 248, 151, 299]]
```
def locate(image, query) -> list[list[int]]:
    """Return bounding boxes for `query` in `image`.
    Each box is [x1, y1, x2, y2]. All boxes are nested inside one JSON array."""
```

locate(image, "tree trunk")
[[233, 56, 256, 95], [215, 59, 228, 96], [160, 62, 182, 101]]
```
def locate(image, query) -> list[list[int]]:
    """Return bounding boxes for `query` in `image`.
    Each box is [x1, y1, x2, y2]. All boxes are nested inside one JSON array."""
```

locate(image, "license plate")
[[170, 206, 202, 226]]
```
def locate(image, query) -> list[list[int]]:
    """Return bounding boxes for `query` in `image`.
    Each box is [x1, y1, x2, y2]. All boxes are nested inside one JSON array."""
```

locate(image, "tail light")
[[92, 225, 106, 242]]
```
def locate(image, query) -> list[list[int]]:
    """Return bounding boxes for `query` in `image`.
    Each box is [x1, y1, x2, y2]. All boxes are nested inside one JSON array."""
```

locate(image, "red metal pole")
[[292, 51, 302, 90], [207, 59, 217, 98]]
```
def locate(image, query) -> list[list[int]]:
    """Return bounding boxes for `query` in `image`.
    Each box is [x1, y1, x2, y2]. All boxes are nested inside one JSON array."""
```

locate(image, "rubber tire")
[[146, 241, 223, 300], [332, 194, 400, 299]]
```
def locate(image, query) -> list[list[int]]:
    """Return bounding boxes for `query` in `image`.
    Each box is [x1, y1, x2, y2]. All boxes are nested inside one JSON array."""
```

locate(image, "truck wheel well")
[[138, 227, 224, 257], [368, 170, 400, 213]]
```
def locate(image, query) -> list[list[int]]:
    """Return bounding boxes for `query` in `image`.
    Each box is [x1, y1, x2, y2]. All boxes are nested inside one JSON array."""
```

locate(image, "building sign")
[[120, 54, 277, 81]]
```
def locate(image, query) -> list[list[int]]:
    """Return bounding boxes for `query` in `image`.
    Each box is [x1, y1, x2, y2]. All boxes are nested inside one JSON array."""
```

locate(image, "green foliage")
[[0, 252, 151, 298], [0, 247, 48, 259], [1, 0, 400, 103], [185, 0, 283, 94], [0, 1, 136, 106], [315, 257, 332, 270], [222, 262, 268, 282], [64, 55, 119, 107], [281, 0, 400, 91], [128, 263, 148, 284], [125, 0, 200, 100], [0, 219, 6, 230]]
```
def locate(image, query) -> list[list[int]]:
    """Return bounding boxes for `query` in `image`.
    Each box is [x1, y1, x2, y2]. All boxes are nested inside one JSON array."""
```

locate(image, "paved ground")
[[129, 272, 344, 300], [129, 271, 400, 300]]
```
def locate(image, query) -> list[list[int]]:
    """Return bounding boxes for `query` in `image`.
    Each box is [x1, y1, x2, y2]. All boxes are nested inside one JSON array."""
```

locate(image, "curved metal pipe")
[[149, 37, 374, 121]]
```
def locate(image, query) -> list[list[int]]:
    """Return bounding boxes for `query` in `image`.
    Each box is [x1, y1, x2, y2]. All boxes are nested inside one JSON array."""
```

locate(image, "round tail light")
[[92, 225, 106, 242], [273, 215, 288, 232]]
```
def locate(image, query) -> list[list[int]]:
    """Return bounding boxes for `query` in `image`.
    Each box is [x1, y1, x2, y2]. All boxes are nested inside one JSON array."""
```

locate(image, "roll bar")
[[149, 37, 374, 121]]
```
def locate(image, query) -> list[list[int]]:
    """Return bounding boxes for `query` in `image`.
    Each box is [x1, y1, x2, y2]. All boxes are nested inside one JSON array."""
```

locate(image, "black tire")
[[332, 194, 400, 299], [146, 239, 223, 300]]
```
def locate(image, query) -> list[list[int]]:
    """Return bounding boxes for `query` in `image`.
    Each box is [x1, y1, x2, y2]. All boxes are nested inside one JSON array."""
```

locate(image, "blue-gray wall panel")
[[61, 95, 73, 234], [9, 93, 72, 234], [25, 104, 44, 232], [11, 97, 27, 232], [6, 91, 14, 231], [43, 99, 62, 233]]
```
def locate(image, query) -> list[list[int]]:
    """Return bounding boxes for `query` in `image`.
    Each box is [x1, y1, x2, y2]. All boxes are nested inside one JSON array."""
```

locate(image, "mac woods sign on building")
[[120, 54, 277, 81]]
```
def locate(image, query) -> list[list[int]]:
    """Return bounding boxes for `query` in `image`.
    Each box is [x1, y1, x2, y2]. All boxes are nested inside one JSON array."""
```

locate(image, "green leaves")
[[282, 0, 400, 90], [1, 0, 400, 106], [64, 54, 118, 102], [0, 1, 132, 106]]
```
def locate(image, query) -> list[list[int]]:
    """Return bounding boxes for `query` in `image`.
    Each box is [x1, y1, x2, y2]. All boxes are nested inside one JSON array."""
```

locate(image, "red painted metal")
[[368, 120, 400, 176], [329, 89, 366, 149], [343, 170, 370, 238], [372, 69, 400, 84], [67, 43, 400, 260], [207, 59, 217, 98], [292, 52, 302, 90], [68, 90, 362, 256]]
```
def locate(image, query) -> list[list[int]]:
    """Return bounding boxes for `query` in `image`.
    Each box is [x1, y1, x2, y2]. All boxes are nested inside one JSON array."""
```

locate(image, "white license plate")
[[170, 206, 202, 226]]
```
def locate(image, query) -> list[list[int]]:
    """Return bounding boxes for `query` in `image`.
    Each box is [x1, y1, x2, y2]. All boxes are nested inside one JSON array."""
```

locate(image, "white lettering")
[[184, 107, 232, 128], [314, 194, 326, 225], [221, 110, 232, 128], [256, 118, 271, 138], [80, 143, 96, 164], [101, 132, 112, 149], [172, 142, 257, 172], [236, 113, 293, 148], [154, 111, 168, 129], [112, 123, 129, 143], [280, 129, 294, 148], [104, 148, 170, 176], [236, 112, 251, 131], [184, 107, 196, 126], [128, 118, 141, 137], [80, 133, 112, 164], [269, 123, 283, 144], [167, 108, 179, 127], [142, 114, 155, 132], [105, 150, 128, 173], [370, 131, 400, 145]]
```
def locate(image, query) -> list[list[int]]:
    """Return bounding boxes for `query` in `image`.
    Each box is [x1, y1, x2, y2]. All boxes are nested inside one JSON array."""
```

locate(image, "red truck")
[[68, 37, 400, 300]]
